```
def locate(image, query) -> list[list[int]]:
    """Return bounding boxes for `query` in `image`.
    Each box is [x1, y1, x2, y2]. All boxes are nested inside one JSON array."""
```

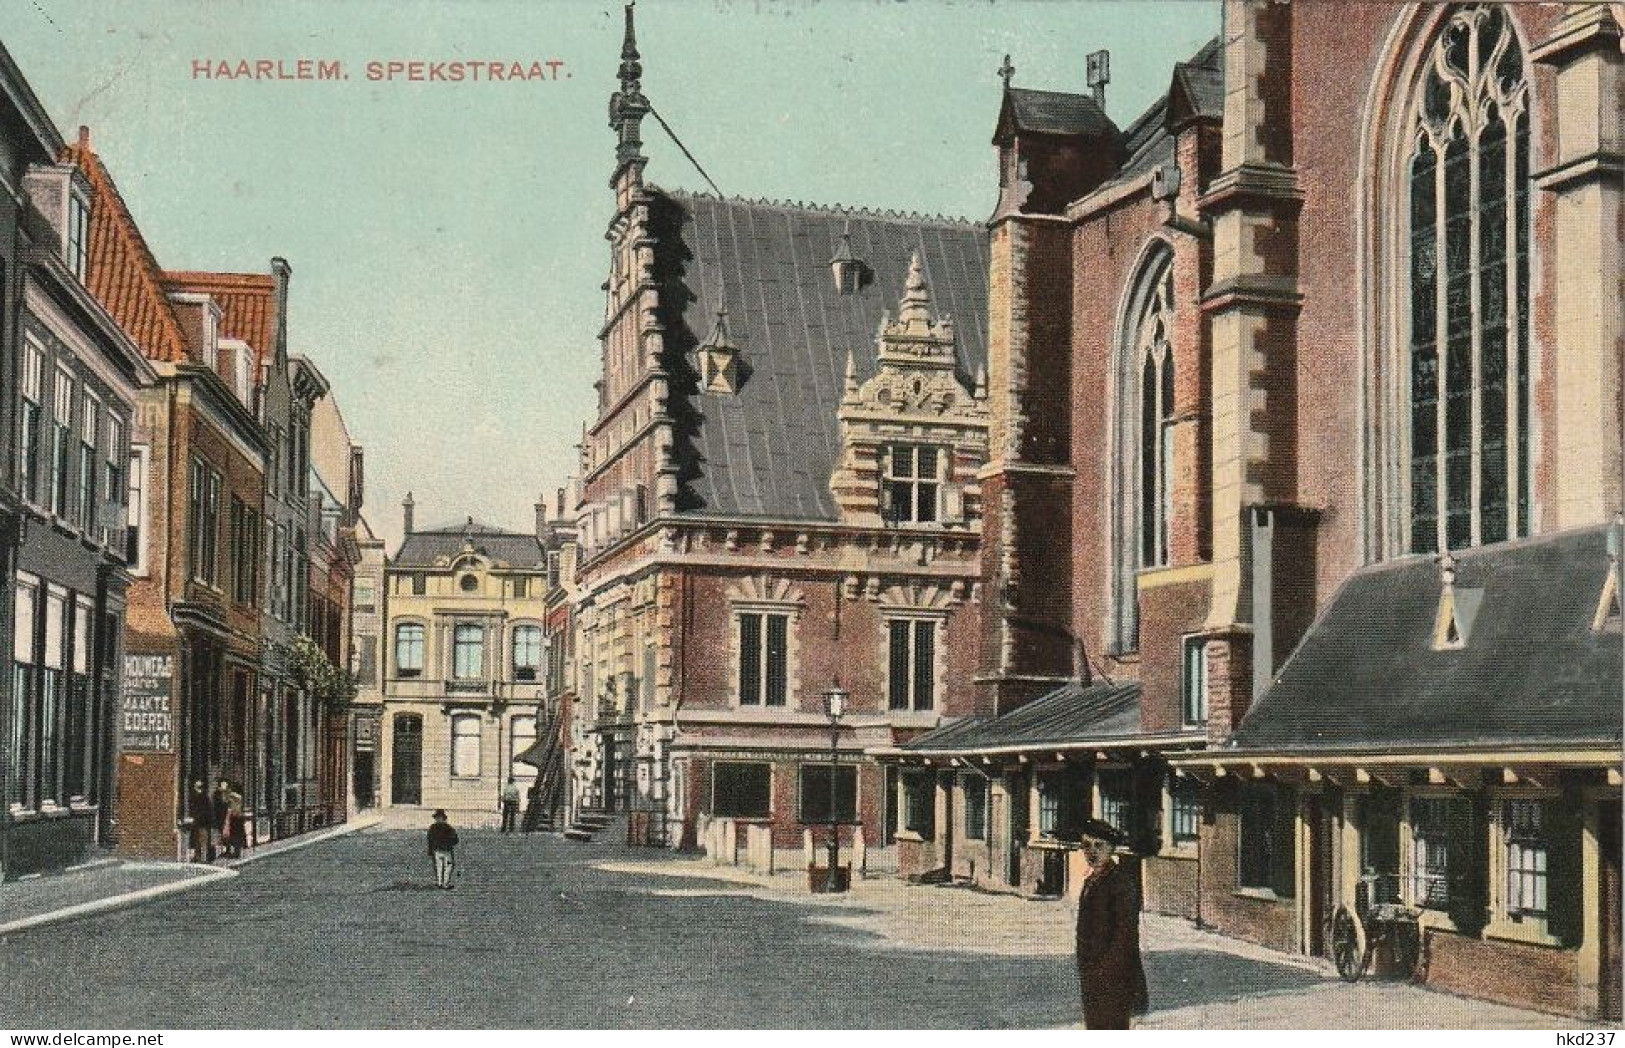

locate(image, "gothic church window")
[[1406, 5, 1529, 554]]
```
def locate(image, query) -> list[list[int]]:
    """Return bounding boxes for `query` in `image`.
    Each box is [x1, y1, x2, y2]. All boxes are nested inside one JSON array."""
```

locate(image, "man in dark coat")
[[1070, 817, 1149, 1029], [427, 809, 459, 889]]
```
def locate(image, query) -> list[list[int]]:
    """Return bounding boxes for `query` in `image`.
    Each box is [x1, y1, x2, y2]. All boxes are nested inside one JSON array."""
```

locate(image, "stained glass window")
[[1407, 5, 1529, 553]]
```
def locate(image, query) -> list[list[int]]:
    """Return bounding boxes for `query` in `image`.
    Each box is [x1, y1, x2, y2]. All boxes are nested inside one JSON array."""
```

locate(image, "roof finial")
[[610, 1, 650, 173], [844, 349, 859, 395], [998, 54, 1015, 89], [620, 1, 641, 80], [897, 250, 933, 327]]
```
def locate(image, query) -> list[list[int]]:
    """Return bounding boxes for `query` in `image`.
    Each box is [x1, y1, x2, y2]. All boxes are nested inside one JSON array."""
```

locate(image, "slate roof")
[[1004, 87, 1117, 138], [1226, 525, 1625, 756], [394, 521, 545, 569], [656, 189, 989, 521], [901, 680, 1154, 754], [62, 138, 191, 363], [162, 270, 277, 364], [1105, 36, 1223, 191]]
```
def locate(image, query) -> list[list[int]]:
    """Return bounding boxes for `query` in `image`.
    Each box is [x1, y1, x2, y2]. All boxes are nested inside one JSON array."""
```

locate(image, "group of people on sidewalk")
[[185, 778, 248, 863]]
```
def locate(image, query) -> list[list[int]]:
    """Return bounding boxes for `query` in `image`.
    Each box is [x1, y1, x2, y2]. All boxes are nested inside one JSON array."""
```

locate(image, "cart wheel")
[[1330, 905, 1367, 982]]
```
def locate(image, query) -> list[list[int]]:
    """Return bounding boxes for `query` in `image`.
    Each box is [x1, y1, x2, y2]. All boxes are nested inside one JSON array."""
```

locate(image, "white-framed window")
[[901, 770, 935, 840], [67, 192, 89, 282], [394, 622, 425, 677], [882, 444, 942, 525], [885, 616, 938, 711], [1097, 767, 1134, 840], [1408, 795, 1470, 911], [10, 576, 37, 807], [1138, 265, 1176, 569], [76, 391, 98, 534], [1503, 797, 1549, 920], [50, 367, 73, 519], [40, 588, 65, 806], [736, 610, 788, 706], [19, 337, 44, 505], [125, 445, 148, 574], [511, 625, 542, 682], [188, 458, 222, 586], [1402, 5, 1530, 554], [453, 623, 485, 680], [450, 713, 481, 778], [103, 414, 123, 546], [1182, 636, 1208, 727]]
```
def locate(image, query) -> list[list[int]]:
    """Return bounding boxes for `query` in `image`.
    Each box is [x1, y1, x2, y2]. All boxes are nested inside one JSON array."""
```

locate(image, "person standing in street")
[[186, 780, 213, 862], [499, 776, 521, 834], [428, 809, 459, 889], [223, 781, 248, 859], [1070, 817, 1149, 1030]]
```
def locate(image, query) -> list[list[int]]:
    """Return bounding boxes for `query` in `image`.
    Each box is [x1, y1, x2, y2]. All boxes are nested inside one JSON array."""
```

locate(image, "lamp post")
[[822, 681, 848, 893]]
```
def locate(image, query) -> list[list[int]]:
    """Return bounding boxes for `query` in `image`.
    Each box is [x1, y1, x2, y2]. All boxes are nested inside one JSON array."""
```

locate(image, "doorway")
[[391, 714, 422, 806], [1307, 794, 1336, 957], [1008, 770, 1029, 887], [1599, 799, 1621, 1022], [354, 751, 376, 809]]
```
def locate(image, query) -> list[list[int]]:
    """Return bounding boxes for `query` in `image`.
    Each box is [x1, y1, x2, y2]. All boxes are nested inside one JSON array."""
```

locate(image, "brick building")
[[888, 0, 1620, 1021], [347, 513, 386, 812], [0, 58, 153, 878], [569, 6, 989, 865]]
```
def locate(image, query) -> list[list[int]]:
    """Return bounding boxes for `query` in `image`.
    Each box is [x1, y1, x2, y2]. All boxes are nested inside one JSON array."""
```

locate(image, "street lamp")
[[822, 681, 849, 893]]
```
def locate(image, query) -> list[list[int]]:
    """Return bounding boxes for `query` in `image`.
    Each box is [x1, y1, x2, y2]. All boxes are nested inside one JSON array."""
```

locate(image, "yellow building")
[[376, 499, 550, 826]]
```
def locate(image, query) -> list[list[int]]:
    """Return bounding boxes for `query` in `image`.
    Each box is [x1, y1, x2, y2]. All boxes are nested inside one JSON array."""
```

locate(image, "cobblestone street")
[[2, 828, 1559, 1029]]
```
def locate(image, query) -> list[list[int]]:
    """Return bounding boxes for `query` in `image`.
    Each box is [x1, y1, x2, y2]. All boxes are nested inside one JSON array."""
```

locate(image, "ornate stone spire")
[[609, 2, 650, 174], [876, 251, 955, 366]]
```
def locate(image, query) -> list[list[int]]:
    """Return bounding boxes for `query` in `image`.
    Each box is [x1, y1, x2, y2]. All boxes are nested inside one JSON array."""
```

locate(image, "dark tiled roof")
[[1227, 526, 1625, 755], [62, 142, 191, 363], [162, 271, 277, 365], [394, 522, 545, 569], [657, 190, 989, 521], [902, 681, 1146, 753], [1005, 87, 1117, 138], [1101, 36, 1222, 190]]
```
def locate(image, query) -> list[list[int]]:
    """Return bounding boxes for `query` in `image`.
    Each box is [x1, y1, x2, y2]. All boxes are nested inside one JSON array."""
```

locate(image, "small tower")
[[609, 2, 650, 180]]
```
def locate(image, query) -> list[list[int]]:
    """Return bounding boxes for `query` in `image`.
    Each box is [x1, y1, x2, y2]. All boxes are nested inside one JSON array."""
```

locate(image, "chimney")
[[402, 491, 415, 536], [556, 486, 566, 520], [78, 125, 91, 151], [1086, 49, 1110, 109], [536, 494, 548, 539]]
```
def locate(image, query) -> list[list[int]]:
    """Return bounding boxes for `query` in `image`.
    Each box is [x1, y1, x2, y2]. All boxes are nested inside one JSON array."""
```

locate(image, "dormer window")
[[67, 193, 89, 282], [883, 444, 941, 525]]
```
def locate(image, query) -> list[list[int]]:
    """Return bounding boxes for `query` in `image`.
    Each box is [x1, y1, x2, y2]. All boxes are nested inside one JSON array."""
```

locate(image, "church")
[[882, 0, 1621, 1021]]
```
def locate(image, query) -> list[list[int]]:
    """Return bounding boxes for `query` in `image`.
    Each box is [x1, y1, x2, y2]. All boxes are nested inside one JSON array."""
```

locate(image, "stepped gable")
[[657, 188, 989, 521]]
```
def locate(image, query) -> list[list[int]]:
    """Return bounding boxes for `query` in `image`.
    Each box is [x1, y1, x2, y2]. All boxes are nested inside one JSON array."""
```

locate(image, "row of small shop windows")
[[389, 623, 545, 682], [6, 574, 119, 813]]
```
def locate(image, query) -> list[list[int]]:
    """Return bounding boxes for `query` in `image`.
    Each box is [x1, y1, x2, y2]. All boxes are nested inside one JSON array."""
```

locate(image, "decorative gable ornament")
[[829, 251, 989, 528], [696, 308, 742, 394]]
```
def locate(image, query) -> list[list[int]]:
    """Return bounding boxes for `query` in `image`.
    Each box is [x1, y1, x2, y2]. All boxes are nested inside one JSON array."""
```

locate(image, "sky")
[[0, 0, 1219, 554]]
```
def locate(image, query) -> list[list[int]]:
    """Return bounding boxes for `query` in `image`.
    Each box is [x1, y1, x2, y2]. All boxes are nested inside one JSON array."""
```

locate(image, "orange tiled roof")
[[61, 136, 190, 363], [160, 270, 277, 367]]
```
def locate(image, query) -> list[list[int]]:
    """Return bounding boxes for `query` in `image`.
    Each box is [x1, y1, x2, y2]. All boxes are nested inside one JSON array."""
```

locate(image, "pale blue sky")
[[1, 0, 1218, 552]]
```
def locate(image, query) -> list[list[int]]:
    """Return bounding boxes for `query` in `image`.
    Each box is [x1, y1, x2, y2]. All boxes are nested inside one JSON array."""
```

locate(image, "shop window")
[[1504, 798, 1549, 919], [964, 775, 988, 841], [1182, 637, 1208, 726], [712, 761, 771, 819], [902, 771, 935, 840], [799, 764, 857, 824], [1239, 782, 1295, 896], [1169, 772, 1201, 847], [1408, 795, 1471, 911], [1097, 767, 1134, 839]]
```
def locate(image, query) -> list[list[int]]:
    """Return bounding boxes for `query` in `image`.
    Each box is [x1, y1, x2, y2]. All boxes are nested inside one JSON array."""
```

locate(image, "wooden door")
[[390, 714, 422, 806]]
